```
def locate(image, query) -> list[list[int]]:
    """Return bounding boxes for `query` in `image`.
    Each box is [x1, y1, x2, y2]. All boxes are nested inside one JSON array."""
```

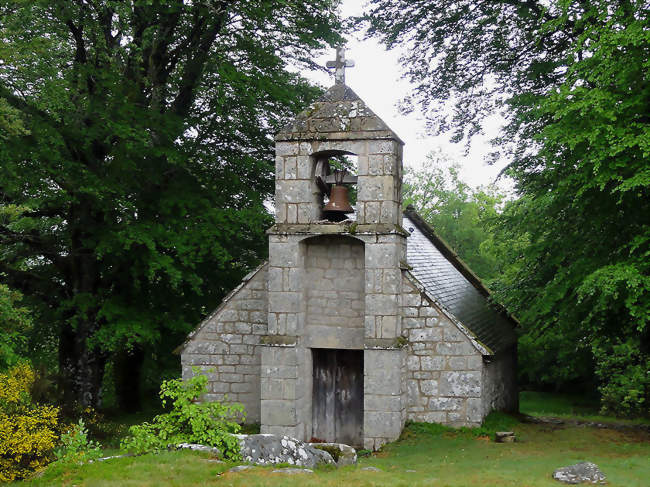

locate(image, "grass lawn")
[[20, 414, 650, 487], [520, 391, 650, 426]]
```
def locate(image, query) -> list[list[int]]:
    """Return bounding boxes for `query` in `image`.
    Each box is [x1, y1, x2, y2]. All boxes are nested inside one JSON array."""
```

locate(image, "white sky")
[[301, 0, 512, 191]]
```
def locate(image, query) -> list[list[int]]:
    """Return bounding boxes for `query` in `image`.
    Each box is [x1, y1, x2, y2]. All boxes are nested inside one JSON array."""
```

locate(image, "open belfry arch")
[[179, 48, 518, 450]]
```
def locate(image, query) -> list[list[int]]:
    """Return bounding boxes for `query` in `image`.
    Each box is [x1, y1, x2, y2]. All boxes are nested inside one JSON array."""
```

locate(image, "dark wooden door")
[[312, 349, 363, 446]]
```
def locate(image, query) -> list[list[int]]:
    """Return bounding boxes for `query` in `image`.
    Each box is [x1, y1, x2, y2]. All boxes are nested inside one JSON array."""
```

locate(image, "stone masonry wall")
[[481, 346, 518, 418], [180, 265, 268, 423], [402, 273, 484, 427], [274, 139, 403, 227], [304, 235, 365, 349]]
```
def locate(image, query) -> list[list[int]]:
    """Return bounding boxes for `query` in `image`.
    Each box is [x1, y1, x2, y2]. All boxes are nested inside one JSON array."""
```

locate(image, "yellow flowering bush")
[[0, 363, 59, 482]]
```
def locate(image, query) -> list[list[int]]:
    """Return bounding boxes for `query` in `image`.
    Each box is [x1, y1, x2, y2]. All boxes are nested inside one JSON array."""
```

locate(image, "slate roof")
[[404, 206, 518, 355]]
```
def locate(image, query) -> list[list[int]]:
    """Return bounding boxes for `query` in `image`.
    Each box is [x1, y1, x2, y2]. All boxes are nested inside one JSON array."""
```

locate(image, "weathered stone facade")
[[181, 265, 268, 422], [180, 78, 517, 450]]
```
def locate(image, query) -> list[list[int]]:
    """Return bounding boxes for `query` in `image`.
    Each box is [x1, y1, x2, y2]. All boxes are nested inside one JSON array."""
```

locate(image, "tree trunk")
[[59, 321, 107, 411]]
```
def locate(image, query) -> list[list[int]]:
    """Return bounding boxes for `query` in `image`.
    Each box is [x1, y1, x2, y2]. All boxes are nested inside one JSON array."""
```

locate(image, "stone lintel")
[[260, 335, 298, 347], [268, 223, 409, 237], [364, 337, 407, 350], [275, 130, 404, 145]]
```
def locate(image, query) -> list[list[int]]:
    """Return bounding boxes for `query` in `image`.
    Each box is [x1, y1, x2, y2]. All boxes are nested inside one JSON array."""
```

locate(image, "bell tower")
[[260, 49, 408, 450]]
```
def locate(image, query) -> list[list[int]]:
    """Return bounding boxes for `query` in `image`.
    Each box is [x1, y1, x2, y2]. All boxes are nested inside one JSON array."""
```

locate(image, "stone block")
[[364, 411, 403, 438], [466, 355, 483, 370], [414, 411, 446, 423], [419, 306, 439, 317], [409, 327, 443, 342], [185, 341, 228, 355], [261, 400, 297, 426], [296, 156, 312, 179], [437, 341, 476, 356], [268, 242, 300, 268], [407, 355, 420, 371], [364, 201, 380, 223], [365, 293, 398, 316], [420, 356, 445, 371], [368, 140, 397, 154], [439, 371, 481, 397], [357, 155, 369, 176], [402, 293, 421, 307], [378, 315, 398, 338], [368, 154, 384, 175], [420, 379, 439, 396], [428, 397, 463, 411], [221, 373, 243, 382], [268, 291, 301, 313], [261, 378, 283, 400], [448, 357, 467, 370], [284, 156, 297, 179], [365, 394, 402, 411], [276, 142, 299, 156]]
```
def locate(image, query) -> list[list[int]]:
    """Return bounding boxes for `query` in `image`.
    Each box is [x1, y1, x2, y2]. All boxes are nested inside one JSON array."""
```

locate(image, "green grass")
[[19, 414, 650, 487], [520, 391, 650, 426]]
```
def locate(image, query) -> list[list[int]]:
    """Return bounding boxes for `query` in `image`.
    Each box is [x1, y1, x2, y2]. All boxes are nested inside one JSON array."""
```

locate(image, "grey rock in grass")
[[235, 434, 335, 468], [553, 462, 607, 484], [228, 465, 255, 473], [495, 431, 516, 443], [309, 442, 357, 466], [361, 466, 382, 472], [177, 443, 221, 456], [271, 468, 314, 474]]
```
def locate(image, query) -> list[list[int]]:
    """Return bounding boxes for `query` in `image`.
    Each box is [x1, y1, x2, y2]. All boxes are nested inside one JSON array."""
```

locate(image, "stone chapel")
[[178, 49, 518, 450]]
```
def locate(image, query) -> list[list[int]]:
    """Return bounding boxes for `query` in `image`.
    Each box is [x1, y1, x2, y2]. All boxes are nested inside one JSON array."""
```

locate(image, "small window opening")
[[314, 153, 358, 222]]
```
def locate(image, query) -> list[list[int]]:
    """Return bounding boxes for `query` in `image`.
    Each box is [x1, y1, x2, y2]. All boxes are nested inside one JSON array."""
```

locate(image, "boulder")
[[235, 434, 335, 468], [309, 442, 357, 466], [553, 462, 607, 484]]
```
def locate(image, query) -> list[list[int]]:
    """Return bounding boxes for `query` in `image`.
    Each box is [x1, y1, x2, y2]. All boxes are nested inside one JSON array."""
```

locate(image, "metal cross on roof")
[[326, 47, 355, 85]]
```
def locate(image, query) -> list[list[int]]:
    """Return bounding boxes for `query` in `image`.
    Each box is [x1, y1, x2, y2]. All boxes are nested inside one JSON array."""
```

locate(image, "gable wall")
[[402, 273, 484, 426], [180, 265, 268, 423]]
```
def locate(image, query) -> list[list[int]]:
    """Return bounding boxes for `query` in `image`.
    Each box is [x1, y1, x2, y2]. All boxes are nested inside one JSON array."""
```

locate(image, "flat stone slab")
[[553, 462, 607, 484], [271, 468, 314, 474], [177, 443, 221, 455], [309, 442, 357, 466], [361, 466, 382, 472], [235, 434, 334, 468], [228, 465, 255, 473]]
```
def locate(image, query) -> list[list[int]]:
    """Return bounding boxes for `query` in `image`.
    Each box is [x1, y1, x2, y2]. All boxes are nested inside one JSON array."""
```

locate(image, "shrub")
[[594, 338, 649, 417], [54, 419, 102, 465], [0, 363, 59, 482], [120, 371, 244, 459]]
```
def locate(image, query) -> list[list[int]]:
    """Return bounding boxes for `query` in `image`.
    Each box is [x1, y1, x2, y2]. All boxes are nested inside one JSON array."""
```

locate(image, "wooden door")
[[312, 349, 363, 446]]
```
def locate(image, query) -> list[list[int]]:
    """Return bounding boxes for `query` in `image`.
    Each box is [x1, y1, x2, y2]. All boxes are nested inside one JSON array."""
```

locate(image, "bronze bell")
[[323, 170, 354, 221]]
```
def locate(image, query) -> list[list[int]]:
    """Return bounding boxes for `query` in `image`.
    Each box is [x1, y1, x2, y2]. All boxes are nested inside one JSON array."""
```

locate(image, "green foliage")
[[54, 419, 102, 466], [0, 284, 32, 370], [0, 363, 59, 482], [120, 371, 244, 459], [0, 0, 343, 407], [403, 151, 506, 281], [365, 0, 650, 416]]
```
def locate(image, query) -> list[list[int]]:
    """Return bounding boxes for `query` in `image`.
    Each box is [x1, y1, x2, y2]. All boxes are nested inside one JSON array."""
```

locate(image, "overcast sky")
[[301, 1, 512, 191]]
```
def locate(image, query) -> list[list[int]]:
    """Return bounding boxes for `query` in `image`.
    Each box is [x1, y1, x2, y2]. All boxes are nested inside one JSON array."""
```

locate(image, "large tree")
[[363, 0, 649, 414], [0, 0, 342, 409]]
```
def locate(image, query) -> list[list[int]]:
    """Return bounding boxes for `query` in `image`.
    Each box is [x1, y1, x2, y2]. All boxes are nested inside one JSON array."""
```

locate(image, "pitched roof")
[[276, 83, 403, 143], [404, 206, 518, 355]]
